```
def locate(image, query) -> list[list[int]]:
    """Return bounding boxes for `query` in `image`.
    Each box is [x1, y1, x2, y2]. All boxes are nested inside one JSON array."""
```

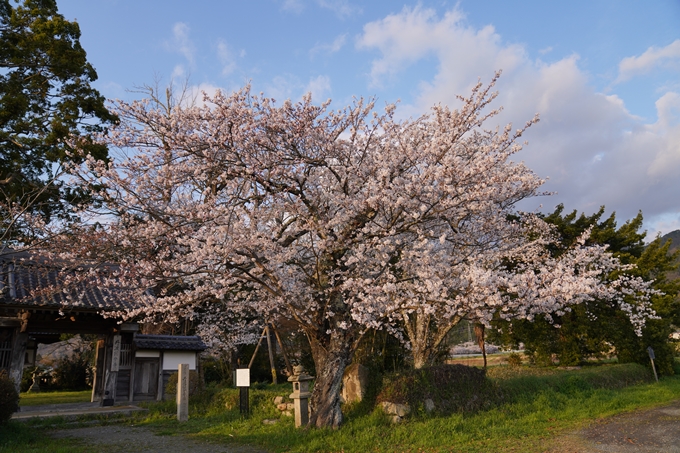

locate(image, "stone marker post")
[[102, 334, 121, 406], [177, 363, 189, 422], [288, 365, 314, 428]]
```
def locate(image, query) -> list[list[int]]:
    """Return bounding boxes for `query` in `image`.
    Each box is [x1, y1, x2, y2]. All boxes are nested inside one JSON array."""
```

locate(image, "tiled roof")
[[0, 250, 138, 311], [134, 335, 207, 351]]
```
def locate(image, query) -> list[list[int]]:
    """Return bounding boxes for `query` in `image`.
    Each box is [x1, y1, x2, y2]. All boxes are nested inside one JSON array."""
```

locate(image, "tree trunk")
[[407, 312, 463, 369], [412, 345, 430, 369], [474, 323, 487, 369], [406, 311, 434, 370], [307, 330, 353, 429]]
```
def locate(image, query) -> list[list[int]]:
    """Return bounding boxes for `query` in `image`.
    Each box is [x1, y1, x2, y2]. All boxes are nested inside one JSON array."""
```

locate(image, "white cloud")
[[280, 0, 360, 17], [262, 74, 332, 103], [617, 39, 680, 82], [357, 6, 525, 90], [646, 92, 680, 177], [265, 75, 300, 102], [646, 212, 680, 239], [217, 39, 238, 76], [281, 0, 304, 13], [305, 75, 332, 100], [171, 64, 186, 81], [182, 83, 225, 108], [168, 22, 195, 67], [358, 6, 680, 235], [316, 0, 361, 19], [310, 34, 347, 57]]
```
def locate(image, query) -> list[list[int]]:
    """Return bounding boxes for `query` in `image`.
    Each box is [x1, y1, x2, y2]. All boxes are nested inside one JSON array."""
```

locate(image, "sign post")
[[236, 368, 250, 416], [647, 346, 659, 382]]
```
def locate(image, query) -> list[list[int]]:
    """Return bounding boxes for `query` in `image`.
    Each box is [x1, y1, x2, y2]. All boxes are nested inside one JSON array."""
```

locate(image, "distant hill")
[[660, 230, 680, 252], [659, 230, 680, 280]]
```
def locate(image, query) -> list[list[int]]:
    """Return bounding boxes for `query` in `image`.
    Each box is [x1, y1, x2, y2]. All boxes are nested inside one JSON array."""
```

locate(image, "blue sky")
[[58, 0, 680, 236]]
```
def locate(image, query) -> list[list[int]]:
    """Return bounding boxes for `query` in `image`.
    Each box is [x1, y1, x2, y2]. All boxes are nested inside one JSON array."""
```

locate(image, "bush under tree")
[[50, 349, 91, 390], [376, 364, 499, 415], [0, 370, 19, 424]]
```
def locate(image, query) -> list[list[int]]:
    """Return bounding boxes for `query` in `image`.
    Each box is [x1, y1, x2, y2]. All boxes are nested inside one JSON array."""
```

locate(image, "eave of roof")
[[0, 252, 140, 312], [134, 334, 207, 351]]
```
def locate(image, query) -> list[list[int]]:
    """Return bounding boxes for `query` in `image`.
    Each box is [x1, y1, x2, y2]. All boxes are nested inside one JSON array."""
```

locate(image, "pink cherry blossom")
[[47, 73, 656, 428]]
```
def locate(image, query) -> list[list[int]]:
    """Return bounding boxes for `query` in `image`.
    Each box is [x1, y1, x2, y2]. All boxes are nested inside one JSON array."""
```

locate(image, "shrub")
[[0, 371, 19, 425], [21, 366, 36, 393], [202, 356, 231, 385], [376, 364, 500, 416], [353, 329, 409, 373], [506, 352, 523, 367], [51, 351, 91, 390], [165, 370, 201, 397]]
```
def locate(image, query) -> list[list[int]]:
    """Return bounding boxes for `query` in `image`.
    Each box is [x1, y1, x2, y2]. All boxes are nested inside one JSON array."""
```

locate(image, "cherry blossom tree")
[[55, 74, 656, 428], [398, 225, 658, 369]]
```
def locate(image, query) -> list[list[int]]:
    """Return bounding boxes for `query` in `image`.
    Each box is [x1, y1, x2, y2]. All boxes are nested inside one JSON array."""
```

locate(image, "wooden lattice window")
[[0, 328, 13, 372], [120, 342, 132, 368]]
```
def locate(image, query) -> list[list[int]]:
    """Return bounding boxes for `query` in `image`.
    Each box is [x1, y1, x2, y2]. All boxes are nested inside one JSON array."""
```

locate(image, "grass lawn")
[[127, 363, 680, 453], [19, 390, 92, 406], [0, 423, 93, 453], [3, 363, 679, 453]]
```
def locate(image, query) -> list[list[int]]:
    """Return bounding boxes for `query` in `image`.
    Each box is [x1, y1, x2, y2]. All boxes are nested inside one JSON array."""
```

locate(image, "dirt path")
[[550, 400, 680, 452], [50, 425, 269, 453], [47, 400, 680, 452]]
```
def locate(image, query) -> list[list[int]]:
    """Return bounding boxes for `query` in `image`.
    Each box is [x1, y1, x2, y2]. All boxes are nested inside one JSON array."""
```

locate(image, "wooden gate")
[[133, 358, 159, 400]]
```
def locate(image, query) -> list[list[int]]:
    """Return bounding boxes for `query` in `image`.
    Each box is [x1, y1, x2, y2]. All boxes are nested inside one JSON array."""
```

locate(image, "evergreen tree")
[[0, 0, 117, 241], [492, 205, 680, 373]]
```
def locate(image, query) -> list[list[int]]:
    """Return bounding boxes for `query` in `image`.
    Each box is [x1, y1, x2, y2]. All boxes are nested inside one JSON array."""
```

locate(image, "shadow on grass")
[[0, 422, 93, 453]]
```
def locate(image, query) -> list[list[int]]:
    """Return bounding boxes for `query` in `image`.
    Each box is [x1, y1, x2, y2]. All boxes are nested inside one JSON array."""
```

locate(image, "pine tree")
[[492, 205, 680, 373], [0, 0, 117, 241]]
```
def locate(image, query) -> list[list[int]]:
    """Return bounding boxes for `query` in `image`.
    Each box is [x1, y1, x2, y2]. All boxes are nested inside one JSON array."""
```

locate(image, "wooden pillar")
[[91, 338, 105, 402], [177, 363, 189, 422], [271, 323, 293, 376], [128, 346, 136, 403], [156, 350, 165, 401], [265, 324, 277, 384], [9, 330, 28, 394]]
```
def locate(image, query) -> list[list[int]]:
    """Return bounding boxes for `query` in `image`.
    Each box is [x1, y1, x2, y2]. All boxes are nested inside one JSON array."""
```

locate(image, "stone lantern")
[[288, 365, 314, 427]]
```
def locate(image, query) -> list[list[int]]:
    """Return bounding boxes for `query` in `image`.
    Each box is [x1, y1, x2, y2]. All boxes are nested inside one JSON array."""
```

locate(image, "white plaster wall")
[[162, 351, 197, 370]]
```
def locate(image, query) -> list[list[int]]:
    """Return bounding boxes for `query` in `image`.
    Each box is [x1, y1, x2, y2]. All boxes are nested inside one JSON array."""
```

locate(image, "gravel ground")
[[550, 400, 680, 452], [50, 425, 269, 453]]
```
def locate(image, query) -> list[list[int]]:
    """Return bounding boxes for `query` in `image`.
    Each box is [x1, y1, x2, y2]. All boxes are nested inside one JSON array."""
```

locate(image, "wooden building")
[[0, 250, 206, 404], [93, 332, 206, 404]]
